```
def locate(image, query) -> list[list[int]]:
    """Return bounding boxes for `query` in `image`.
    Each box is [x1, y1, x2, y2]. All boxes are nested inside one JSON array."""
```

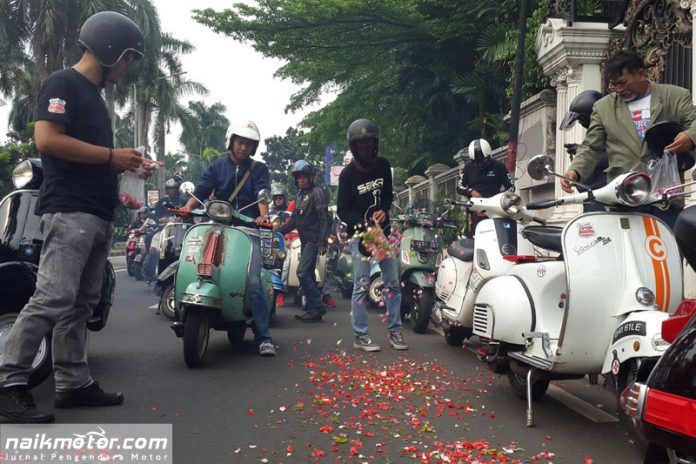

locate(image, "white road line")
[[547, 384, 618, 423], [148, 304, 158, 310], [114, 269, 127, 273]]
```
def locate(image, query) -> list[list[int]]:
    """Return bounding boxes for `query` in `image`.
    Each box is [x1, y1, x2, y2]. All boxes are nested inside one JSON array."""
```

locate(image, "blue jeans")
[[248, 235, 272, 346], [0, 212, 112, 391], [350, 239, 402, 335], [298, 241, 322, 311]]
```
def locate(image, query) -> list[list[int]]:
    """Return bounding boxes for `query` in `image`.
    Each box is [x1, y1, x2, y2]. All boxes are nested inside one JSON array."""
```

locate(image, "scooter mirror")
[[527, 155, 555, 181], [179, 181, 195, 196], [257, 188, 272, 204]]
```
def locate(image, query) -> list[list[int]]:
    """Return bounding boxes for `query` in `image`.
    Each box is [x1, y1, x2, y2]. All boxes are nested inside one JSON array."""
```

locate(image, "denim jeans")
[[298, 241, 322, 311], [248, 235, 272, 346], [350, 239, 402, 335], [0, 212, 112, 391]]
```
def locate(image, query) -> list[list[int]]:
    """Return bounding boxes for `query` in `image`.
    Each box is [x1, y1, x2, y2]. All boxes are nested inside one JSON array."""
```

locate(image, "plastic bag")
[[648, 151, 681, 201], [118, 146, 147, 209]]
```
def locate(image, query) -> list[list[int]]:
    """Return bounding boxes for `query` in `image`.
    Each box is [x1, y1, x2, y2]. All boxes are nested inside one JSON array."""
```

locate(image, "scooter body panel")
[[287, 238, 326, 288]]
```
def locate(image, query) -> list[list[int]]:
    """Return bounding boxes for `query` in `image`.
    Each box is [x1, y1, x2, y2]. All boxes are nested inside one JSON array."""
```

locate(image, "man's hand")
[[253, 215, 267, 225], [318, 245, 327, 256], [664, 131, 695, 153], [372, 210, 387, 224], [560, 169, 579, 193], [470, 190, 482, 198], [111, 148, 144, 171]]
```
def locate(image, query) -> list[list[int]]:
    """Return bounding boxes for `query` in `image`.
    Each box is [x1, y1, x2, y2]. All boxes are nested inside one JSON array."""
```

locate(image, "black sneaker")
[[55, 381, 124, 408], [294, 311, 323, 323], [0, 386, 54, 423]]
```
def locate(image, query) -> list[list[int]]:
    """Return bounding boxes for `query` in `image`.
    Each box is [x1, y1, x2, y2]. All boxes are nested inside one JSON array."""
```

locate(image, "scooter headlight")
[[207, 201, 232, 222], [276, 250, 287, 261], [616, 173, 651, 206], [500, 192, 522, 216], [12, 159, 42, 189], [635, 287, 655, 306], [651, 333, 670, 352]]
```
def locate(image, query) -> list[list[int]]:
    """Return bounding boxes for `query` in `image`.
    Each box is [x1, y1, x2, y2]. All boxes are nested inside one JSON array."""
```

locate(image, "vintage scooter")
[[473, 154, 682, 432], [394, 198, 445, 333], [0, 159, 115, 387], [285, 234, 327, 306], [151, 219, 193, 320], [433, 192, 541, 346], [170, 184, 276, 367]]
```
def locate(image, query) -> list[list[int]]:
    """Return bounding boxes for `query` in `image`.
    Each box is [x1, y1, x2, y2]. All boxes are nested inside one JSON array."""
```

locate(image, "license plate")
[[411, 240, 439, 253]]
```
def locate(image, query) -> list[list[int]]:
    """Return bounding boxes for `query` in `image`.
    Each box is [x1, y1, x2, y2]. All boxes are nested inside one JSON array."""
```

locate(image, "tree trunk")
[[156, 115, 166, 195]]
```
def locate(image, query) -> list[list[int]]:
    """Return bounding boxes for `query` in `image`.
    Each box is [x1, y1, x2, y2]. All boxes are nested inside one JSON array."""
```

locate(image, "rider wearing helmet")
[[154, 177, 185, 220], [270, 182, 288, 215], [456, 139, 512, 237], [277, 161, 332, 322], [181, 120, 276, 357], [560, 90, 609, 212], [0, 11, 152, 423], [337, 119, 407, 352]]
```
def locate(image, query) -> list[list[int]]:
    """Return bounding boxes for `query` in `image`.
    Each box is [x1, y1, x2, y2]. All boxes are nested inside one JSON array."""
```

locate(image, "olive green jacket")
[[570, 83, 696, 182]]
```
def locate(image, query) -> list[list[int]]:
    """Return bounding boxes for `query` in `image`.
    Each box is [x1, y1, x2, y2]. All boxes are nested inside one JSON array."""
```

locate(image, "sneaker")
[[294, 311, 323, 323], [55, 381, 124, 408], [258, 342, 277, 357], [276, 293, 285, 308], [388, 330, 409, 350], [323, 294, 337, 308], [353, 334, 380, 352], [0, 386, 54, 423]]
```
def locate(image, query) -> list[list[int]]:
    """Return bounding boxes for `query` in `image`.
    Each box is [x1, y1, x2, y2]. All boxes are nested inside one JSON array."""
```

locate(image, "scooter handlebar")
[[526, 199, 560, 210]]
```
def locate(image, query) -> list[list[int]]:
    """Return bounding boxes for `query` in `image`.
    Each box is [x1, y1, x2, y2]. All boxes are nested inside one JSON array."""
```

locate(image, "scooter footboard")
[[602, 310, 671, 374], [473, 276, 533, 345]]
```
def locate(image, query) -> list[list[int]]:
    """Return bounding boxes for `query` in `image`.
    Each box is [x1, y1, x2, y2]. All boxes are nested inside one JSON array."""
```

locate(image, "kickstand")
[[526, 368, 535, 427]]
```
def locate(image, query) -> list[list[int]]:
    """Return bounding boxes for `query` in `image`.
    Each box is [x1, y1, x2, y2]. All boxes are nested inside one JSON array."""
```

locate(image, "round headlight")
[[617, 173, 651, 206], [207, 201, 232, 221], [276, 250, 286, 261], [12, 160, 36, 189], [635, 287, 655, 306], [500, 192, 522, 215]]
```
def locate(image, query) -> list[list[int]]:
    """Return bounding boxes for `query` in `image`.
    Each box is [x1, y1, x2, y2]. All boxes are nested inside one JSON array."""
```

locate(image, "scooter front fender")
[[602, 310, 671, 374], [407, 270, 435, 287], [180, 281, 221, 309]]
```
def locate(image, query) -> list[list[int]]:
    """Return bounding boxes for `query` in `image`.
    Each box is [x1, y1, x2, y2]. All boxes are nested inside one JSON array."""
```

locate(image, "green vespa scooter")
[[170, 183, 276, 367]]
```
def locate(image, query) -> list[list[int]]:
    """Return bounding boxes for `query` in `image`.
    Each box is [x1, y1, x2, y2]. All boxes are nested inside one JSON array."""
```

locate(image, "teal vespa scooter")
[[170, 183, 277, 367]]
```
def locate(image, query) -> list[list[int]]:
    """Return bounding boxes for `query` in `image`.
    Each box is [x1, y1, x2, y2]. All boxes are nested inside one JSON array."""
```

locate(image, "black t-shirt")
[[337, 157, 393, 237], [456, 159, 512, 198], [35, 68, 119, 221], [154, 195, 185, 219]]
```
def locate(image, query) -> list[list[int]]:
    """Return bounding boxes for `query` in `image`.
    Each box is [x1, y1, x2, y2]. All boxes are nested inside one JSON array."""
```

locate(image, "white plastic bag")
[[118, 146, 148, 209], [648, 151, 681, 201]]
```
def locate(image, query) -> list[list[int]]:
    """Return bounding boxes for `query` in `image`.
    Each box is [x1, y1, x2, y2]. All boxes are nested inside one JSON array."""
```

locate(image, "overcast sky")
[[0, 0, 328, 156]]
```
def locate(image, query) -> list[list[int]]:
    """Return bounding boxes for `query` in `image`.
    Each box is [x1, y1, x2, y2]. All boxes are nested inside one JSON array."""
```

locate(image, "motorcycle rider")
[[154, 177, 185, 220], [337, 118, 407, 352], [129, 206, 152, 230], [456, 139, 512, 238], [277, 161, 331, 322], [559, 90, 609, 213], [180, 120, 276, 357], [0, 11, 155, 423], [561, 50, 696, 227], [270, 182, 289, 215]]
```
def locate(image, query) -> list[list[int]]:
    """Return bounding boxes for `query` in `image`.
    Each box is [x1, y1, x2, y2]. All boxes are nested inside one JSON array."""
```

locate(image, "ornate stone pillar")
[[681, 0, 696, 101], [535, 18, 624, 221]]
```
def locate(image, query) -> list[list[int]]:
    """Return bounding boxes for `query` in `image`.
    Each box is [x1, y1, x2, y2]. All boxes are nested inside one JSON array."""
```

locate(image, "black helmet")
[[645, 121, 696, 172], [78, 11, 144, 67], [560, 90, 602, 130], [347, 119, 379, 168]]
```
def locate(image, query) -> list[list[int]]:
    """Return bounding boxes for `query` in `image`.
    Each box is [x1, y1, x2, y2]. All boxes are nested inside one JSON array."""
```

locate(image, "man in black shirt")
[[0, 11, 156, 424], [337, 119, 407, 352], [154, 177, 185, 221], [456, 139, 512, 237]]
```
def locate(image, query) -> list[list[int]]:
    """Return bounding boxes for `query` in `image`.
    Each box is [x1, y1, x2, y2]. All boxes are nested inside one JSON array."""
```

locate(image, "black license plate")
[[411, 240, 439, 253]]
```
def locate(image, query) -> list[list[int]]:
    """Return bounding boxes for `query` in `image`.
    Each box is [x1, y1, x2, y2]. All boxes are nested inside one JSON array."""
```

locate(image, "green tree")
[[0, 139, 37, 197]]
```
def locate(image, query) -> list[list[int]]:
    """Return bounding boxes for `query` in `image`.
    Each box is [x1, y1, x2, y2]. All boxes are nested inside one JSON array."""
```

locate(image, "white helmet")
[[225, 120, 261, 153], [468, 139, 492, 163], [343, 150, 353, 166]]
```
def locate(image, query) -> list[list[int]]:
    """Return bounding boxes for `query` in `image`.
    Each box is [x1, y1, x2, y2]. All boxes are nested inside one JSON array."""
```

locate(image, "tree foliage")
[[195, 0, 550, 174]]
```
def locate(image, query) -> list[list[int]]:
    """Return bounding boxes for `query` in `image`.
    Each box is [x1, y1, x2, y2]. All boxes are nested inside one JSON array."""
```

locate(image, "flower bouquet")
[[356, 223, 393, 263]]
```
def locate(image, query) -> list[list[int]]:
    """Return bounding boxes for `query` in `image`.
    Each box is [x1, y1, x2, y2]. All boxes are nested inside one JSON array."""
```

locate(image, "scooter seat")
[[447, 239, 475, 262], [522, 226, 564, 254]]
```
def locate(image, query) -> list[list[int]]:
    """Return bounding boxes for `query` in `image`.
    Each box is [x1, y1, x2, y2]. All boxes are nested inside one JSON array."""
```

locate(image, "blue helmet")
[[291, 160, 315, 187]]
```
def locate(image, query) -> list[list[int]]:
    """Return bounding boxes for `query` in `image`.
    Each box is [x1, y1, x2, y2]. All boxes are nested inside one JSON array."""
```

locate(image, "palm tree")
[[178, 101, 229, 182]]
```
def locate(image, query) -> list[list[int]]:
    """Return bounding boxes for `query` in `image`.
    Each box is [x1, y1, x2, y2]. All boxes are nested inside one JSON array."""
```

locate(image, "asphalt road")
[[26, 256, 644, 463]]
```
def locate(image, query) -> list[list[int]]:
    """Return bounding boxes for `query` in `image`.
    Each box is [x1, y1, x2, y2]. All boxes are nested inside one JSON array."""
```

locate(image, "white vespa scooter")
[[473, 154, 682, 429], [434, 192, 545, 346]]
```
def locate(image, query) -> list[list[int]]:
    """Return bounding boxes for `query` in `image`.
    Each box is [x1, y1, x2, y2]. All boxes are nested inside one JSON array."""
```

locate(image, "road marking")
[[547, 384, 618, 423], [148, 304, 158, 310], [115, 269, 127, 273]]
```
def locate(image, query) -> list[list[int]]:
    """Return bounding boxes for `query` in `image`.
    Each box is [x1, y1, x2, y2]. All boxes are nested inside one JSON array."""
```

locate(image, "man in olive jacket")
[[561, 51, 696, 209]]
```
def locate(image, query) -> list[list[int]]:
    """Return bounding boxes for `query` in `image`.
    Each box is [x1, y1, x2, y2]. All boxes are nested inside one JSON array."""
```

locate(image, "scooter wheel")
[[444, 327, 470, 346], [412, 288, 434, 334], [183, 311, 209, 368], [227, 322, 247, 343], [133, 261, 144, 281], [0, 313, 52, 389], [158, 283, 176, 320]]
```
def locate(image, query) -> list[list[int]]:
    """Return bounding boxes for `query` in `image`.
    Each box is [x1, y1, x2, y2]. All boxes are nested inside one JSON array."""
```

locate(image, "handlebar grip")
[[258, 221, 274, 230], [526, 199, 558, 210]]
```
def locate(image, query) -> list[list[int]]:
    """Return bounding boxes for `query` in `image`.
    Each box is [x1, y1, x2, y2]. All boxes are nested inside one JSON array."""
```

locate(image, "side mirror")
[[257, 188, 272, 204], [527, 155, 555, 181], [180, 181, 195, 196]]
